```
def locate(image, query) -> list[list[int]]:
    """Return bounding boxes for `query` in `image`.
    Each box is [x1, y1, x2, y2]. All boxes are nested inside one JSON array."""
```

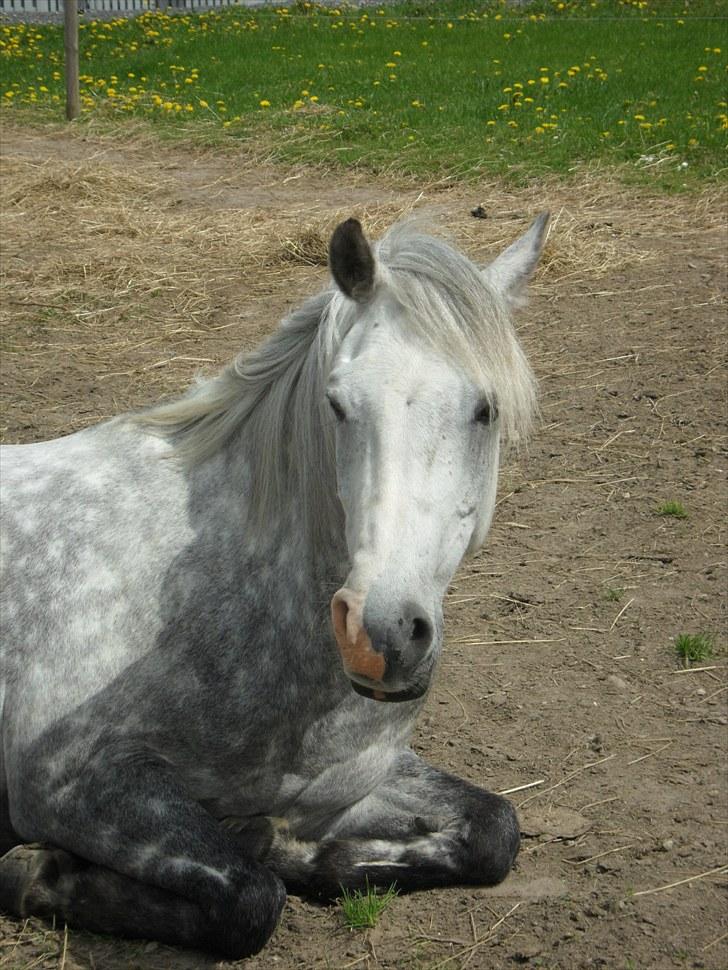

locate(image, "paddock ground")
[[0, 123, 726, 970]]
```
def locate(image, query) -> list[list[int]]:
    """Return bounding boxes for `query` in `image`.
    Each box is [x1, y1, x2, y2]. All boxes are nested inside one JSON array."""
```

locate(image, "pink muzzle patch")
[[331, 588, 386, 687]]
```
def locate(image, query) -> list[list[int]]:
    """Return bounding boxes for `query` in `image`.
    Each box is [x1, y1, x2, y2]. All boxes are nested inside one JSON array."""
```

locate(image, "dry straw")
[[2, 127, 725, 441]]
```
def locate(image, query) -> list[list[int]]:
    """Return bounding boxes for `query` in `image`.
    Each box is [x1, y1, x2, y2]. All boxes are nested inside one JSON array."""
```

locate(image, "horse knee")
[[208, 864, 286, 959], [466, 796, 520, 886]]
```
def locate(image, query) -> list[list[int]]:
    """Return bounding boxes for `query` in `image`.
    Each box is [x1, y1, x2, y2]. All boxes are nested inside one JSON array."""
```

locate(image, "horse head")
[[327, 215, 548, 702]]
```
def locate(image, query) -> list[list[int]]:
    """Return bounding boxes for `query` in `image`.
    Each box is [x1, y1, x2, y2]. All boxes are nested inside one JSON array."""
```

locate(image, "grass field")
[[0, 1, 726, 186]]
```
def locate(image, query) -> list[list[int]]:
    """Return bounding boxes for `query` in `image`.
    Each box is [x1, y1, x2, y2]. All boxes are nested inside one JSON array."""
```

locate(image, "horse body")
[[0, 216, 548, 957], [1, 419, 415, 834]]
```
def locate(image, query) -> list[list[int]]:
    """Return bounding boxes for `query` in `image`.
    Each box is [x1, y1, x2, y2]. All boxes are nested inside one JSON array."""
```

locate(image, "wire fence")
[[0, 0, 260, 14]]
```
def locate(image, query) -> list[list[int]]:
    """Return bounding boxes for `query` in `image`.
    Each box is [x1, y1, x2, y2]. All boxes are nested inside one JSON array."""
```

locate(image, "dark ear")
[[329, 218, 376, 302]]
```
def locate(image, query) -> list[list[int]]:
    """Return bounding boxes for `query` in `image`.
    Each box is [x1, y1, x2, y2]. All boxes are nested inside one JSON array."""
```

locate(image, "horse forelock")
[[374, 223, 537, 447], [134, 223, 536, 550]]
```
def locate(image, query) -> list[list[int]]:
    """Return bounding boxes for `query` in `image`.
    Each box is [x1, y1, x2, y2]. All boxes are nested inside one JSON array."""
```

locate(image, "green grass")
[[656, 500, 688, 518], [339, 881, 398, 929], [604, 586, 625, 602], [675, 632, 713, 665], [1, 1, 726, 186]]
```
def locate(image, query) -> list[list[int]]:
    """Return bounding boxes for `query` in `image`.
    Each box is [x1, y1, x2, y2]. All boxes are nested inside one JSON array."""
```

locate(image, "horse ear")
[[482, 211, 550, 307], [329, 218, 376, 302]]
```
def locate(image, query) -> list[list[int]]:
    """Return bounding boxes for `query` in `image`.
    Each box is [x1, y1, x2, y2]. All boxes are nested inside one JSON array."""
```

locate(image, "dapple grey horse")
[[0, 214, 547, 957]]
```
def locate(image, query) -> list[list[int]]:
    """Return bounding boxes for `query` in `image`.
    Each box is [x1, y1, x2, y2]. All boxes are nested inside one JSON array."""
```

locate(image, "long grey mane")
[[136, 223, 537, 548]]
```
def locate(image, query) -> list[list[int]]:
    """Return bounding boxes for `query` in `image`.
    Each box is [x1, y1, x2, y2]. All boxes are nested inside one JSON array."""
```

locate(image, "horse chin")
[[349, 680, 426, 703]]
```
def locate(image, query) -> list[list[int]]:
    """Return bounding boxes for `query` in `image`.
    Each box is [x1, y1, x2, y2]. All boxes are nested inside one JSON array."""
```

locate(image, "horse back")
[[0, 422, 192, 737]]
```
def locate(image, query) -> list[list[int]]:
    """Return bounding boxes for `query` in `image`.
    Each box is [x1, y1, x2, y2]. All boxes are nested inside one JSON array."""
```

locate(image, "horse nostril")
[[410, 616, 432, 645], [331, 593, 350, 644]]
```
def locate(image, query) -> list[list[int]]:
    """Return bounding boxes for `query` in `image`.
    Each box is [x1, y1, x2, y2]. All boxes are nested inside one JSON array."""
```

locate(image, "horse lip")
[[349, 679, 426, 703]]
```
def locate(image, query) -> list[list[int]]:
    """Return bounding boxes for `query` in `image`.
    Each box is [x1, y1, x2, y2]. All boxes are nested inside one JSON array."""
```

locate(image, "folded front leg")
[[5, 759, 286, 958], [229, 751, 519, 897]]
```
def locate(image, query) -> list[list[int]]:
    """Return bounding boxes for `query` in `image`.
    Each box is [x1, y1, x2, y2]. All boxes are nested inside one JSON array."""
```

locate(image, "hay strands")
[[631, 865, 728, 899]]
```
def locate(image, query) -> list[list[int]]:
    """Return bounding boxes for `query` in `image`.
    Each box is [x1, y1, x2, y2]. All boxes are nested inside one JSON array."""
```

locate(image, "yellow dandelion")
[[259, 99, 270, 107]]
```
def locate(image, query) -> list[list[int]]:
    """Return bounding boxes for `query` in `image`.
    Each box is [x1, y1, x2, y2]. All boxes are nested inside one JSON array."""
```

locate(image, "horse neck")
[[184, 429, 349, 596]]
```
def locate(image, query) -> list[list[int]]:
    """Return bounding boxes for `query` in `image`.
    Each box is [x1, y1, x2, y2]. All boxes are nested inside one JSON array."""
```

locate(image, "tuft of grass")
[[656, 500, 688, 518], [675, 633, 713, 666], [605, 587, 624, 602], [339, 881, 398, 929]]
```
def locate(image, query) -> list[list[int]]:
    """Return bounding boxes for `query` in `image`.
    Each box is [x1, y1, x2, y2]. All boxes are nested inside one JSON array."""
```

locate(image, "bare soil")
[[0, 123, 726, 970]]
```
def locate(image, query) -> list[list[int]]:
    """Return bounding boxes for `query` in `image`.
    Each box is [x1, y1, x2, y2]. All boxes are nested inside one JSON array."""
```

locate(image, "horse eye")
[[474, 399, 498, 425], [328, 395, 346, 423]]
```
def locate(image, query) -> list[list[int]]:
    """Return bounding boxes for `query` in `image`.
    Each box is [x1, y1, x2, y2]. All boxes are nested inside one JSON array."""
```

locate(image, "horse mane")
[[135, 222, 537, 547]]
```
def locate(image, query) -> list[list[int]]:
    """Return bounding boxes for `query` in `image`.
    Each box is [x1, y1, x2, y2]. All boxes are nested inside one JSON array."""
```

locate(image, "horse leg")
[[3, 762, 285, 958], [231, 751, 519, 897], [0, 843, 221, 949]]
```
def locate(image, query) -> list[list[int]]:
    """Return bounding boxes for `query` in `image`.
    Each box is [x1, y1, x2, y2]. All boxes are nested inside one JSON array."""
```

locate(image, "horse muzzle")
[[330, 587, 437, 702]]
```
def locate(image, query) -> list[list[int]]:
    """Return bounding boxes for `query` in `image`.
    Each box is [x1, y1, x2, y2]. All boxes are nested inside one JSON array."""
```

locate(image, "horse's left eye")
[[327, 395, 347, 423], [474, 399, 498, 425]]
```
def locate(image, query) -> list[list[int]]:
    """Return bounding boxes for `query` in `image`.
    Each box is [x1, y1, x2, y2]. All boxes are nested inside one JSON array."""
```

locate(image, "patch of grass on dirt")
[[656, 500, 688, 518], [604, 586, 625, 602], [339, 882, 398, 929], [0, 1, 725, 187], [675, 632, 714, 666]]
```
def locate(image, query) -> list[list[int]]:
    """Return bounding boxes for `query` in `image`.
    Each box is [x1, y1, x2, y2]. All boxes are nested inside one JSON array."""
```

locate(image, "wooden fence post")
[[64, 0, 80, 121]]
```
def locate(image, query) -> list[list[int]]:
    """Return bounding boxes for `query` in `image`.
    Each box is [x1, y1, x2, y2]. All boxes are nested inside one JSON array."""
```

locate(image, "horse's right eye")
[[328, 396, 346, 423]]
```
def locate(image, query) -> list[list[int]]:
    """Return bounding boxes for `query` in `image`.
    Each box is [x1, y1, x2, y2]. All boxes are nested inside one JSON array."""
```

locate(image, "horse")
[[0, 213, 548, 958]]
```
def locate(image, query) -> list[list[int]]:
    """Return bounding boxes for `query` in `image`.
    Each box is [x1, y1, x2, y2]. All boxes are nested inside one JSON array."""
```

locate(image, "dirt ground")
[[0, 122, 726, 970]]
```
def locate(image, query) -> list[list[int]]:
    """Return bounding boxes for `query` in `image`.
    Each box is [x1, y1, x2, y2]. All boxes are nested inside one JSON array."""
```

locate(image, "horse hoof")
[[0, 843, 80, 916]]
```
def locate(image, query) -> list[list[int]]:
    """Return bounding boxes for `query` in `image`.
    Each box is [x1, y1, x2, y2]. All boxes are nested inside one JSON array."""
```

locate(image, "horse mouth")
[[350, 680, 425, 703]]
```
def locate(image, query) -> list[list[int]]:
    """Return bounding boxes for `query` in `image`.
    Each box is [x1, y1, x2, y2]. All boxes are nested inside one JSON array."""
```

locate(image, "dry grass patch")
[[1, 127, 725, 442]]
